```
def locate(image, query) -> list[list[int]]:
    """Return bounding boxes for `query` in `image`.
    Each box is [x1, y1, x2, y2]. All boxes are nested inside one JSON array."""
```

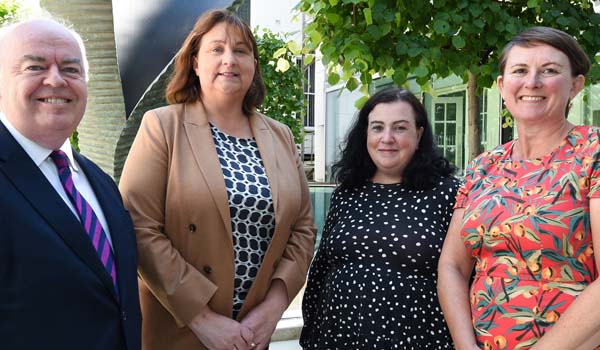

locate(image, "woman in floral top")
[[438, 26, 600, 350]]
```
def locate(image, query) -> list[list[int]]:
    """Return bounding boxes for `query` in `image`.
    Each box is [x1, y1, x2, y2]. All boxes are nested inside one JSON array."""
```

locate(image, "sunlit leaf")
[[273, 47, 287, 59], [287, 40, 302, 55], [275, 57, 291, 72], [363, 8, 373, 25], [354, 95, 369, 108], [304, 54, 314, 65]]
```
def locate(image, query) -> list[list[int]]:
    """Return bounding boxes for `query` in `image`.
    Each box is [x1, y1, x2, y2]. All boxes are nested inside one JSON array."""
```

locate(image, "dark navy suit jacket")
[[0, 122, 141, 349]]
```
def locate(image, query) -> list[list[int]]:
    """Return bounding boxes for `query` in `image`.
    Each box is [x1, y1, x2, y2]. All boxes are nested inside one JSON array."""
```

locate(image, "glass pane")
[[434, 122, 445, 147], [447, 103, 457, 121], [447, 145, 457, 165], [435, 103, 445, 121], [305, 94, 315, 127], [446, 122, 456, 147]]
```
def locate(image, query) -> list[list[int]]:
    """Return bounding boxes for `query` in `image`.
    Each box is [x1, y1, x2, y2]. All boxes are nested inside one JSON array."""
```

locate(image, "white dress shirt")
[[0, 113, 114, 249]]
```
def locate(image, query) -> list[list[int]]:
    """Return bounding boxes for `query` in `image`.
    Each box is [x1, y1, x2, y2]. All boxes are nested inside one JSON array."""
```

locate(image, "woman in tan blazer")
[[119, 9, 316, 350]]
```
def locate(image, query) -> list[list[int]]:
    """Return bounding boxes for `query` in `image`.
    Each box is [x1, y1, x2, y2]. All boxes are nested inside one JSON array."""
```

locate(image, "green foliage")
[[255, 27, 305, 144], [70, 130, 80, 152], [0, 0, 19, 24], [299, 0, 600, 103], [501, 108, 514, 129]]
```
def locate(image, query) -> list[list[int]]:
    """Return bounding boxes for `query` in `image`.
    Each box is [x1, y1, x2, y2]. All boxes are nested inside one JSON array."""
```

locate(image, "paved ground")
[[270, 340, 301, 350]]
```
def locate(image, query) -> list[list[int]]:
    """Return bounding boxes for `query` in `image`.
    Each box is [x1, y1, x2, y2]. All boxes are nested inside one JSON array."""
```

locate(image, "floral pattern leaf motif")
[[499, 310, 534, 322], [457, 126, 600, 349], [559, 207, 588, 236], [557, 170, 583, 203], [494, 285, 538, 305], [514, 338, 539, 350], [561, 265, 575, 280], [545, 282, 587, 296], [523, 226, 541, 244]]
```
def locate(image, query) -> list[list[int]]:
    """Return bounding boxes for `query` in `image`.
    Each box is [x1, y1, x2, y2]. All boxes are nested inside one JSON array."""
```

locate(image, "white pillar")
[[313, 54, 327, 182]]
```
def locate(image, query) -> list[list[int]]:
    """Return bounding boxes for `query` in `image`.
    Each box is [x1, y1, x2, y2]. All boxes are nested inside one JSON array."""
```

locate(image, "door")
[[432, 97, 464, 170]]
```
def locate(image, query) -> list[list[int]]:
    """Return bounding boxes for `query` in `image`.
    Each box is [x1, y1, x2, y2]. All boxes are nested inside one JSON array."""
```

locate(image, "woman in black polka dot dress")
[[300, 87, 458, 349]]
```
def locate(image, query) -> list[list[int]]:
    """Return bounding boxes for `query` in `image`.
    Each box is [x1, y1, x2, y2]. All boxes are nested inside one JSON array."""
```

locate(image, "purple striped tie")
[[50, 150, 118, 291]]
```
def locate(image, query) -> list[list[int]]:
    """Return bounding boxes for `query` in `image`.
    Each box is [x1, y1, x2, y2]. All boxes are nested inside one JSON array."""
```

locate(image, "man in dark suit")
[[0, 18, 141, 349]]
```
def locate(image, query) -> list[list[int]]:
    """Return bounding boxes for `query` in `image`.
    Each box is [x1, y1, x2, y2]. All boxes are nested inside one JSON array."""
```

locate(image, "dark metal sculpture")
[[112, 0, 236, 116]]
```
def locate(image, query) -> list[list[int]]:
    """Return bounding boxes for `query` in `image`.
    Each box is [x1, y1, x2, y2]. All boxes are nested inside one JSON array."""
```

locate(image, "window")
[[431, 93, 465, 170], [303, 60, 315, 127], [478, 90, 488, 150]]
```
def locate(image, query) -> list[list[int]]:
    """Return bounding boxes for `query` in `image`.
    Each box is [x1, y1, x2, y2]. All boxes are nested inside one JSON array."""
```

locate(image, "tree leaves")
[[433, 20, 449, 34], [363, 7, 372, 25], [275, 58, 291, 72], [0, 0, 19, 23], [452, 35, 466, 49], [299, 0, 600, 156], [254, 28, 305, 144], [300, 0, 600, 97]]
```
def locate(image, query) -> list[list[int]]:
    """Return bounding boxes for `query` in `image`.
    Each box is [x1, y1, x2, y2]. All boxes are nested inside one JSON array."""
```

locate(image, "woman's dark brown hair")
[[166, 9, 266, 115]]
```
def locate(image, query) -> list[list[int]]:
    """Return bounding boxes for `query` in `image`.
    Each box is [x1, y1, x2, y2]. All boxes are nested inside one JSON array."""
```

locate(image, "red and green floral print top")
[[456, 125, 600, 350]]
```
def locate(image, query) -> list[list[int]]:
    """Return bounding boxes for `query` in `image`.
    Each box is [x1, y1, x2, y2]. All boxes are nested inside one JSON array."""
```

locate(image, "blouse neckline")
[[506, 125, 579, 163], [210, 123, 255, 142]]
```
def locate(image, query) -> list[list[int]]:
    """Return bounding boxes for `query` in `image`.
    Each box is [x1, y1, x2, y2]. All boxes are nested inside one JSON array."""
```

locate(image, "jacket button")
[[121, 311, 127, 321], [203, 265, 212, 274], [189, 224, 197, 232]]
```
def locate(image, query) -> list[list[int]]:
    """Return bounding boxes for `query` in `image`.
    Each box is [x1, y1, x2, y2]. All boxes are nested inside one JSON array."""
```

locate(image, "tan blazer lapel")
[[183, 102, 232, 239], [250, 113, 279, 214]]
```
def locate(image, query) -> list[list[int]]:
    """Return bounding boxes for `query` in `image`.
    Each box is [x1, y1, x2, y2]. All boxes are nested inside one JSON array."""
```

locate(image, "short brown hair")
[[498, 26, 591, 77], [165, 9, 265, 115]]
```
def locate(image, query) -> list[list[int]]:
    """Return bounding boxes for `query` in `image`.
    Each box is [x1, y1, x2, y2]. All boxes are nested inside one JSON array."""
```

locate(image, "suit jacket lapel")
[[0, 123, 116, 298], [183, 102, 232, 239], [250, 113, 279, 214], [75, 152, 126, 302]]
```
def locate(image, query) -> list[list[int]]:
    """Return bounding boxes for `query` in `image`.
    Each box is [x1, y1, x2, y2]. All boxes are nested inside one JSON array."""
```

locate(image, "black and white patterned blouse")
[[211, 125, 275, 318], [300, 177, 459, 349]]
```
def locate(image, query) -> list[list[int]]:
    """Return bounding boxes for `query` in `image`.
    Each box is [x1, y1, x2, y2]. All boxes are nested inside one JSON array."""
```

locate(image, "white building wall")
[[251, 0, 302, 44], [252, 0, 329, 181]]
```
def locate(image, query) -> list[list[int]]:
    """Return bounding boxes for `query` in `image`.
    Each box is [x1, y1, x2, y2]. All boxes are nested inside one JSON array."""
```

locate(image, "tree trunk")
[[467, 71, 481, 161]]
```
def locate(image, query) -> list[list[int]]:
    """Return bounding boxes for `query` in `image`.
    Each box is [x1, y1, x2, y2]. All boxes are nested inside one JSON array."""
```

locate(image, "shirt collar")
[[0, 112, 79, 172]]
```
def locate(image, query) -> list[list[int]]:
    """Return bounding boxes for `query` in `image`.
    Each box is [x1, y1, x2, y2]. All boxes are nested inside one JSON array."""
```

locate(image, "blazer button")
[[189, 224, 197, 233], [121, 311, 127, 321], [203, 265, 212, 274]]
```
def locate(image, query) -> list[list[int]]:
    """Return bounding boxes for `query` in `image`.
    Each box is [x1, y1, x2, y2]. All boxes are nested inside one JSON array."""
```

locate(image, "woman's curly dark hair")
[[333, 86, 455, 190]]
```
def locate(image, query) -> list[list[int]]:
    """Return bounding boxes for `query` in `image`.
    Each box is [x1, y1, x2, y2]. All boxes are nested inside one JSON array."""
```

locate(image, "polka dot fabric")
[[300, 178, 459, 349], [211, 125, 275, 318]]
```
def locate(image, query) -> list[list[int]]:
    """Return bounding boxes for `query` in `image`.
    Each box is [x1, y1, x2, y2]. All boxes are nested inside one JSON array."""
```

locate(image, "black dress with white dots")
[[211, 125, 275, 319], [300, 177, 459, 349]]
